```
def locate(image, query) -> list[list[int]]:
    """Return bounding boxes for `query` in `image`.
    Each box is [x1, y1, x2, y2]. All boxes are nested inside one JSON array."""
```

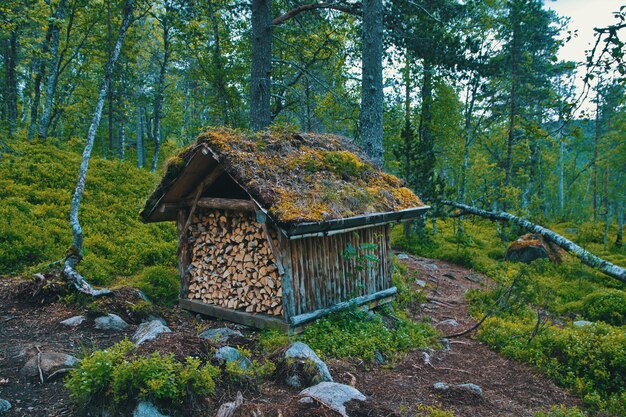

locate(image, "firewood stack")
[[186, 209, 283, 316]]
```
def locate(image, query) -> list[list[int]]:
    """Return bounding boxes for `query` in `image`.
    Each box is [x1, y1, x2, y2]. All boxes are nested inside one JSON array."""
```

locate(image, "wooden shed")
[[140, 128, 429, 331]]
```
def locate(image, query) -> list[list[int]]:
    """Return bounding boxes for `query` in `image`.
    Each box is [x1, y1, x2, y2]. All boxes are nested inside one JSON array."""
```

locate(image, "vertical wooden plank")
[[275, 229, 296, 322], [296, 240, 307, 313]]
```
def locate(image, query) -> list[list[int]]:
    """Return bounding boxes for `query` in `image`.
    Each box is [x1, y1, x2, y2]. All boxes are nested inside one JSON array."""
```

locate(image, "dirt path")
[[0, 256, 580, 417]]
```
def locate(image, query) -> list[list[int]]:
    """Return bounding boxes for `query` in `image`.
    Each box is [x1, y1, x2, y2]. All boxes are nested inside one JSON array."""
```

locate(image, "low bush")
[[132, 266, 180, 306], [580, 289, 626, 326], [534, 405, 587, 417], [66, 340, 219, 410], [300, 307, 437, 362]]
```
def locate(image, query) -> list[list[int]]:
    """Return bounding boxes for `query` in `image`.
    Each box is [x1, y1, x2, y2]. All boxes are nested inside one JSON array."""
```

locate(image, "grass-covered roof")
[[141, 127, 424, 225]]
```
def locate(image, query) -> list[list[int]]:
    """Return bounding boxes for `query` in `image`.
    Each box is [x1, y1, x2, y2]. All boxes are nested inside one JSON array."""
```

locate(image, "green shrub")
[[414, 404, 457, 417], [534, 405, 587, 417], [299, 307, 437, 362], [223, 348, 276, 387], [580, 289, 626, 326], [259, 329, 290, 354], [65, 340, 135, 403], [66, 341, 219, 408], [132, 266, 180, 306], [478, 318, 626, 415]]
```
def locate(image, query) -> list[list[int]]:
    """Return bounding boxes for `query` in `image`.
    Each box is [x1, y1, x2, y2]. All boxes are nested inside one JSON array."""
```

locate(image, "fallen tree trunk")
[[442, 200, 626, 284]]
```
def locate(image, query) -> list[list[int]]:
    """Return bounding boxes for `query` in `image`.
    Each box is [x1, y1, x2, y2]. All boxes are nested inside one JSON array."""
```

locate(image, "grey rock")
[[439, 338, 451, 351], [146, 315, 167, 325], [396, 253, 410, 260], [433, 382, 450, 391], [300, 382, 366, 417], [423, 263, 438, 270], [60, 315, 86, 327], [198, 327, 243, 344], [415, 279, 427, 288], [94, 314, 129, 331], [285, 342, 333, 383], [573, 320, 593, 328], [215, 346, 252, 370], [422, 352, 431, 365], [374, 350, 385, 365], [564, 228, 577, 235], [458, 383, 483, 396], [286, 374, 303, 388], [438, 319, 459, 327], [21, 352, 79, 380], [299, 396, 314, 404], [0, 399, 11, 414], [132, 320, 171, 346], [133, 401, 169, 417]]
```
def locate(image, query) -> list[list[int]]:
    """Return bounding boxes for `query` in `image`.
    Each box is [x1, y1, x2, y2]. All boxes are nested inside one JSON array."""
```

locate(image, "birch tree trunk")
[[136, 103, 144, 169], [616, 200, 623, 247], [63, 0, 135, 296], [38, 0, 67, 140], [27, 22, 53, 141], [249, 0, 272, 131], [442, 200, 626, 283], [359, 0, 384, 165], [5, 30, 19, 137], [150, 8, 172, 172]]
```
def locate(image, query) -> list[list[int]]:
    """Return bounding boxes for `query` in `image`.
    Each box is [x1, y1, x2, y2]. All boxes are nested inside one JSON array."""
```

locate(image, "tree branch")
[[273, 2, 360, 26]]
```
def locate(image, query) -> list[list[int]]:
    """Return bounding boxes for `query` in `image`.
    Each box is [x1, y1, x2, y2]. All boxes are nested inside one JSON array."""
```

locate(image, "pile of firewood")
[[186, 209, 283, 316]]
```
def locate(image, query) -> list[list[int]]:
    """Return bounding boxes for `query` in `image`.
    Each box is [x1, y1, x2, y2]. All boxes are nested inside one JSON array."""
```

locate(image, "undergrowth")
[[393, 218, 625, 415], [0, 140, 177, 289]]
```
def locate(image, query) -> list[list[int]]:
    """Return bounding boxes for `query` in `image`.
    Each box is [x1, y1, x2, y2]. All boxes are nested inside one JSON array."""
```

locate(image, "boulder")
[[132, 320, 171, 345], [60, 315, 86, 327], [215, 346, 252, 370], [133, 401, 169, 417], [94, 314, 129, 331], [505, 234, 563, 264], [433, 381, 483, 398], [437, 319, 459, 327], [300, 382, 366, 417], [21, 352, 79, 380], [573, 320, 593, 328], [282, 342, 332, 388], [198, 327, 243, 344], [0, 399, 11, 414]]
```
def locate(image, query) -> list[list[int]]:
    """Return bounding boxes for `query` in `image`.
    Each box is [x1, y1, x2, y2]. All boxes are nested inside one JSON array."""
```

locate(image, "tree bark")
[[5, 30, 19, 137], [38, 0, 67, 140], [359, 0, 384, 165], [442, 200, 626, 283], [151, 7, 172, 172], [136, 103, 144, 168], [27, 22, 54, 141], [616, 199, 623, 247], [250, 0, 272, 131], [63, 0, 135, 296]]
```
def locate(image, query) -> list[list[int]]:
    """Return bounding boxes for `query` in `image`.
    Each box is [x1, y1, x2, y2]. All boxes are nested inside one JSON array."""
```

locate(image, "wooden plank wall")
[[287, 225, 392, 315]]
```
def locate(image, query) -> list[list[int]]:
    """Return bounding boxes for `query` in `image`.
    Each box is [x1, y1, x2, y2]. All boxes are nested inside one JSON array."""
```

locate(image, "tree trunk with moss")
[[63, 0, 135, 296], [442, 200, 626, 283]]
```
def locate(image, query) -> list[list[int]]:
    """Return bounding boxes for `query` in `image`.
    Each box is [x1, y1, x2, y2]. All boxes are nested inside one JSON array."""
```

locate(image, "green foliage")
[[478, 318, 626, 415], [223, 348, 276, 387], [533, 405, 587, 417], [259, 329, 291, 354], [65, 340, 136, 403], [579, 289, 626, 326], [66, 341, 219, 408], [132, 266, 180, 306], [392, 256, 426, 310], [414, 404, 457, 417], [0, 141, 177, 284], [299, 307, 437, 362]]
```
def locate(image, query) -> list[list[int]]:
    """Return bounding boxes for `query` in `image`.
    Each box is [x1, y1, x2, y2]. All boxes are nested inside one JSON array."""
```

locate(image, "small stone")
[[20, 352, 79, 380], [458, 383, 483, 396], [284, 342, 333, 383], [433, 382, 450, 391], [396, 253, 410, 260], [198, 327, 243, 344], [0, 399, 11, 414], [215, 346, 252, 370], [132, 320, 171, 345], [94, 314, 129, 331], [439, 338, 451, 351], [286, 375, 302, 388], [298, 396, 314, 404], [60, 315, 86, 327], [415, 279, 427, 288], [299, 382, 366, 416], [573, 320, 593, 328], [133, 401, 169, 417], [374, 350, 386, 365], [437, 319, 459, 327], [442, 273, 456, 280], [422, 352, 431, 365], [423, 263, 438, 270]]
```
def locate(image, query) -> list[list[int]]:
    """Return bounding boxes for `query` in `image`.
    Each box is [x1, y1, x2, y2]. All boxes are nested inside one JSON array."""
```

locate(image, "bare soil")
[[0, 255, 580, 417]]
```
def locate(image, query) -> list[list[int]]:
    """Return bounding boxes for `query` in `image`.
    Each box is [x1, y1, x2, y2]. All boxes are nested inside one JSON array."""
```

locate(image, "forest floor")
[[0, 255, 580, 417]]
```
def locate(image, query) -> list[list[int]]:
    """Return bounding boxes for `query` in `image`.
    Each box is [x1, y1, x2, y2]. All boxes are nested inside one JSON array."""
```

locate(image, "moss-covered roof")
[[141, 127, 424, 225]]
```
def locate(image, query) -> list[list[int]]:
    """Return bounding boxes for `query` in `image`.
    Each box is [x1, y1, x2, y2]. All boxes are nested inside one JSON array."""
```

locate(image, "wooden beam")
[[289, 287, 397, 326], [180, 299, 290, 331], [195, 197, 256, 212]]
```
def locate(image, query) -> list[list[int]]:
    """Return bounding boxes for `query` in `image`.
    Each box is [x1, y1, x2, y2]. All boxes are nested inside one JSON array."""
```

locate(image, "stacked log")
[[186, 209, 283, 316]]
